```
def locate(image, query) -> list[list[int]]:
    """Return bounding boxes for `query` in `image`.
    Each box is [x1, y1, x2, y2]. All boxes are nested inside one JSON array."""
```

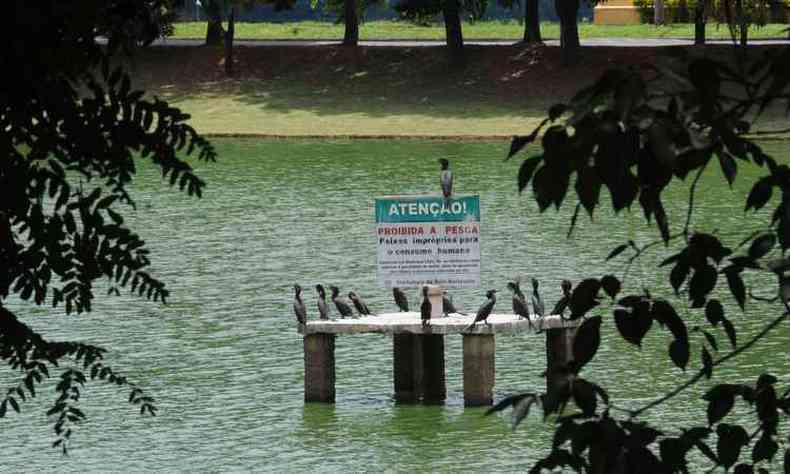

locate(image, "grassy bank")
[[127, 44, 789, 137], [172, 20, 790, 41]]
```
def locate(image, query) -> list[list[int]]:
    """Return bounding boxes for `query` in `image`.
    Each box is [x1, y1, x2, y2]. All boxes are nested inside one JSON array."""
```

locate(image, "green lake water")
[[2, 138, 790, 472]]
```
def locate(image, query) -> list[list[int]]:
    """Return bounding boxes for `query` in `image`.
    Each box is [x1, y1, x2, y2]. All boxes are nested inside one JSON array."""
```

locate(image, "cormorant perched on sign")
[[315, 284, 329, 320], [420, 286, 431, 326], [293, 284, 307, 325], [438, 158, 453, 205], [531, 278, 545, 318], [330, 286, 354, 318], [466, 289, 497, 331], [442, 291, 467, 316], [348, 291, 372, 316], [393, 287, 409, 312], [507, 281, 532, 326], [552, 280, 573, 317]]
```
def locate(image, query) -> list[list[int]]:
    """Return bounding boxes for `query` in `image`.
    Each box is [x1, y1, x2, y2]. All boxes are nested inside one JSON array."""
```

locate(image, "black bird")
[[466, 289, 498, 331], [348, 291, 372, 316], [330, 286, 354, 318], [439, 158, 453, 206], [420, 286, 431, 326], [393, 287, 409, 312], [507, 281, 532, 324], [293, 284, 307, 325], [442, 292, 467, 316], [551, 280, 573, 317], [315, 284, 329, 320], [531, 278, 545, 318]]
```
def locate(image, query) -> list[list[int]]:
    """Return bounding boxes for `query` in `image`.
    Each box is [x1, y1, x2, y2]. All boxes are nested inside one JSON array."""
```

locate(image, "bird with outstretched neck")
[[348, 291, 373, 316], [466, 289, 497, 331], [330, 286, 354, 318], [315, 284, 329, 320], [420, 286, 431, 326], [507, 281, 532, 328], [439, 158, 453, 206], [531, 278, 545, 318], [393, 287, 409, 312], [551, 280, 573, 318], [293, 284, 307, 325], [442, 291, 467, 316]]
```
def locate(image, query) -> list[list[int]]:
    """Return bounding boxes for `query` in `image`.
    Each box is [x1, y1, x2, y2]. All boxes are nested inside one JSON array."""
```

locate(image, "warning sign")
[[375, 195, 481, 289]]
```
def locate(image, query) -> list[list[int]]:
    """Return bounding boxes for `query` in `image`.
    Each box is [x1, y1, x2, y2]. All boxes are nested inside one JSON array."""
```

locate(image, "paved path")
[[153, 37, 790, 47]]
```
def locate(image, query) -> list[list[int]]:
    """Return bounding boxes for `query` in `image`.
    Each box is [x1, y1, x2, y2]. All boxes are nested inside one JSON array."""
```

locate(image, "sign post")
[[375, 195, 481, 290]]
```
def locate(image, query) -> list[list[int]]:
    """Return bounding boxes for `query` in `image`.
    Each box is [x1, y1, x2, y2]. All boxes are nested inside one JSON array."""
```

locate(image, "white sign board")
[[375, 195, 481, 289]]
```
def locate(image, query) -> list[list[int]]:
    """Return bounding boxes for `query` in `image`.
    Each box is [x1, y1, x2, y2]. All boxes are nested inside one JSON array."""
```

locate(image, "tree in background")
[[495, 44, 790, 471], [393, 0, 488, 59], [498, 0, 543, 43], [1, 0, 216, 452], [310, 0, 387, 46], [556, 0, 581, 63]]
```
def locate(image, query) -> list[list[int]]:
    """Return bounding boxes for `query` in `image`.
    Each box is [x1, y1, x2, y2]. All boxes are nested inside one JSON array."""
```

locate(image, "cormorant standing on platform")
[[420, 286, 431, 326], [466, 289, 497, 331], [330, 286, 354, 318], [315, 284, 329, 320], [348, 291, 372, 316], [293, 284, 307, 325], [393, 287, 409, 312], [531, 278, 545, 318], [442, 291, 467, 316], [552, 280, 573, 317], [507, 281, 532, 326], [439, 158, 453, 206]]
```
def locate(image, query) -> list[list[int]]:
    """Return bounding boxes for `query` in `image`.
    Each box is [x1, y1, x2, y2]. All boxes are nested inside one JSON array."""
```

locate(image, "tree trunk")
[[677, 0, 689, 22], [769, 0, 785, 22], [735, 0, 748, 46], [555, 0, 580, 64], [343, 0, 359, 46], [654, 0, 666, 25], [204, 0, 223, 46], [443, 0, 464, 61], [694, 0, 706, 44], [523, 0, 542, 43], [224, 5, 235, 75]]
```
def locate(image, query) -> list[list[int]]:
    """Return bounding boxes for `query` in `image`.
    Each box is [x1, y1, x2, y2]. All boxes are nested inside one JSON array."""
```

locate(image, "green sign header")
[[375, 195, 480, 224]]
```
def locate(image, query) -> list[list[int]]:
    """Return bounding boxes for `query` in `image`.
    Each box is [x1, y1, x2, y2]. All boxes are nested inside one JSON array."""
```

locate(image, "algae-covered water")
[[2, 139, 789, 472]]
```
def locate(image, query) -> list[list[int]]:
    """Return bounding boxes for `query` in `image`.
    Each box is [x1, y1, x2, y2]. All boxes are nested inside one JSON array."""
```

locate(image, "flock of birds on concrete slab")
[[293, 278, 574, 332], [291, 159, 575, 331]]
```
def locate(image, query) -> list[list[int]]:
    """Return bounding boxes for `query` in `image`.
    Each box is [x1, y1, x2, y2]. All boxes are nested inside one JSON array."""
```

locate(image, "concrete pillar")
[[426, 285, 444, 319], [304, 334, 336, 403], [463, 334, 495, 407], [393, 334, 424, 402], [545, 327, 576, 394], [421, 334, 446, 404]]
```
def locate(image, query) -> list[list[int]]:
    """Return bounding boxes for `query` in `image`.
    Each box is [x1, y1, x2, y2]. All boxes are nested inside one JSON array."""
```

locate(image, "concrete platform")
[[298, 313, 578, 335], [301, 312, 580, 406]]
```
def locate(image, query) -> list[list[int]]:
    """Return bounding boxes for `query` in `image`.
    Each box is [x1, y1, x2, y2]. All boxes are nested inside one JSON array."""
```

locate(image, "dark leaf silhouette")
[[572, 316, 602, 373], [518, 157, 542, 193], [606, 244, 629, 261], [725, 268, 746, 311], [569, 279, 601, 320], [716, 424, 750, 469], [748, 233, 776, 260], [669, 339, 690, 371], [702, 346, 713, 379], [600, 275, 621, 300], [722, 318, 738, 348], [705, 299, 724, 327]]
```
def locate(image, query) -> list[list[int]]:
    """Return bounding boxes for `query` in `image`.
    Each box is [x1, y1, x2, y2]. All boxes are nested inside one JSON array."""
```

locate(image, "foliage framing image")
[[495, 45, 790, 472], [0, 0, 215, 453]]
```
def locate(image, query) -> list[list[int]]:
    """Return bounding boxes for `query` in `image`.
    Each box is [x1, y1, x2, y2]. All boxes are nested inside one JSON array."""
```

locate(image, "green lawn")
[[172, 20, 789, 41]]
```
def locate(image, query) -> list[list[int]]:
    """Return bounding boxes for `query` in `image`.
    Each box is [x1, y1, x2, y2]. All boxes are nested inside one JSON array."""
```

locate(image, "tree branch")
[[630, 306, 789, 418]]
